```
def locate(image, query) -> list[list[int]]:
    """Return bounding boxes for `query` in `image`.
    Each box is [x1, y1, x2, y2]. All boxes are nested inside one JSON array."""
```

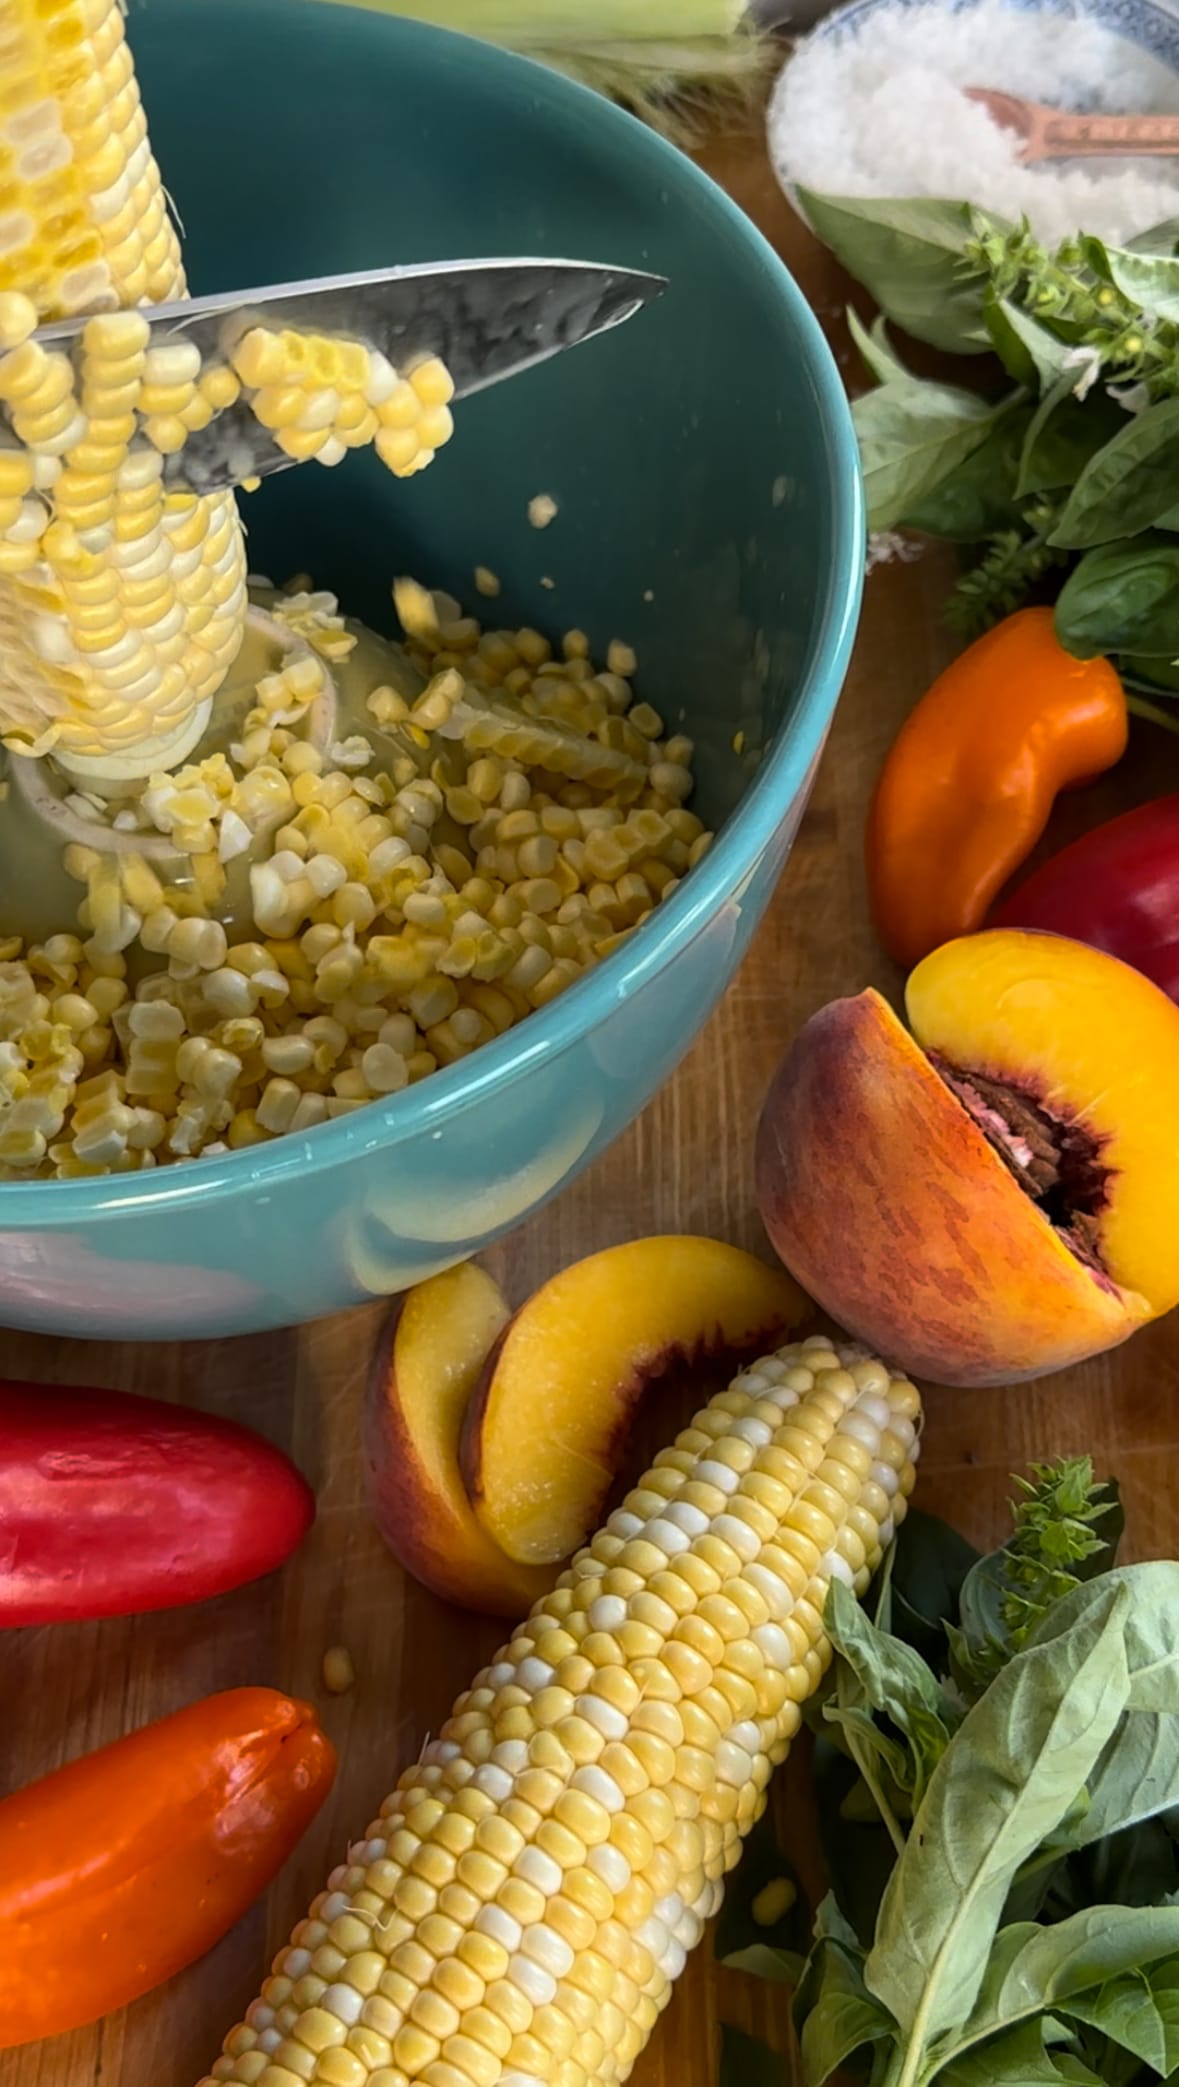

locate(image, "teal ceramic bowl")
[[0, 0, 863, 1339]]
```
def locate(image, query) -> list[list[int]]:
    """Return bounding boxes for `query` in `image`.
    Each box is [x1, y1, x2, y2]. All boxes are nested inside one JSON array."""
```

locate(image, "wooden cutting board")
[[5, 129, 1179, 2087]]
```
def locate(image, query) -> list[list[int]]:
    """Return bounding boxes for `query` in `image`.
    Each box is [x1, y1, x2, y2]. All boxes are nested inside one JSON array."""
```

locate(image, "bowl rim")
[[5, 4, 864, 1224]]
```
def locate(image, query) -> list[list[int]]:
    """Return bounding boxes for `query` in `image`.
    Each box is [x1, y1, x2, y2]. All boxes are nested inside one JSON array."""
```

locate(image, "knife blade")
[[31, 257, 667, 496]]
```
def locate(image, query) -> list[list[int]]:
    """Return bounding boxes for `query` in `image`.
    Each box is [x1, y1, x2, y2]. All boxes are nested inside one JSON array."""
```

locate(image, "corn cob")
[[0, 0, 247, 772], [201, 1336, 921, 2087], [0, 2, 455, 777]]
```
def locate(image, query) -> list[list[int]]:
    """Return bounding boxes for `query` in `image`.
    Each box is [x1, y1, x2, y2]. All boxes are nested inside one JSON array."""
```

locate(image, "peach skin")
[[364, 1263, 553, 1616], [461, 1237, 809, 1566], [756, 930, 1179, 1387]]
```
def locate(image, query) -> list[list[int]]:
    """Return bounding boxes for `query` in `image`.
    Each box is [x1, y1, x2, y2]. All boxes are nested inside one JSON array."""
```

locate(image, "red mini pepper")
[[993, 794, 1179, 1003], [0, 1381, 314, 1625]]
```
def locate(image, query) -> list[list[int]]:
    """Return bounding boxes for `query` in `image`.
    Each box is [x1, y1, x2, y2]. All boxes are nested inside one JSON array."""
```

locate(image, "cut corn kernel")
[[0, 577, 714, 1178], [201, 1341, 921, 2087], [323, 1645, 357, 1696]]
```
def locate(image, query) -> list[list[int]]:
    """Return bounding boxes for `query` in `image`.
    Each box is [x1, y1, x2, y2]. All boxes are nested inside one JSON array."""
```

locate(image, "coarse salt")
[[866, 530, 925, 572], [771, 0, 1179, 247]]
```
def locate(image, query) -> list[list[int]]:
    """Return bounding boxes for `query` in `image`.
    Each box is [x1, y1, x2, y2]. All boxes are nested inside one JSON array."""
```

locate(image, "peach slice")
[[756, 929, 1179, 1387], [460, 1238, 809, 1565], [364, 1262, 553, 1617]]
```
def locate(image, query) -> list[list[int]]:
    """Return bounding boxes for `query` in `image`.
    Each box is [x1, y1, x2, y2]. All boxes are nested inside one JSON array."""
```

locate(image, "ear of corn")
[[0, 5, 457, 778], [0, 0, 248, 772], [200, 1336, 921, 2087], [0, 0, 184, 313]]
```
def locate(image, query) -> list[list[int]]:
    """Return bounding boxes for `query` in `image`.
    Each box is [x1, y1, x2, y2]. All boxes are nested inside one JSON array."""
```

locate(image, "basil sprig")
[[813, 196, 1179, 683], [720, 1462, 1179, 2087]]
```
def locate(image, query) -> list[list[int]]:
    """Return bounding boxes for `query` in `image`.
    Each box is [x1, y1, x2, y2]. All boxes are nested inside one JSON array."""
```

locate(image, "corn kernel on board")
[[5, 136, 1179, 2087]]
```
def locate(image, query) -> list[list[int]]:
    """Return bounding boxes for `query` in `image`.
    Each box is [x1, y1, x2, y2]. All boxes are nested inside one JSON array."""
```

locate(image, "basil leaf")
[[1079, 233, 1114, 279], [1010, 1562, 1179, 1905], [824, 1700, 914, 1797], [1026, 1563, 1179, 1711], [1051, 398, 1179, 549], [1059, 2058, 1117, 2087], [848, 306, 912, 387], [798, 1935, 896, 2087], [935, 2019, 1102, 2086], [987, 297, 1078, 389], [723, 1942, 802, 1987], [826, 1578, 957, 1805], [1017, 381, 1129, 500], [828, 1578, 950, 1723], [797, 191, 1007, 353], [814, 1892, 863, 1952], [1125, 218, 1179, 256], [984, 290, 1040, 388], [1105, 245, 1179, 321], [1055, 534, 1179, 657], [854, 378, 1006, 532], [947, 1551, 1011, 1697], [1074, 1480, 1125, 1582], [1066, 1957, 1179, 2074], [1069, 2026, 1147, 2087], [718, 2024, 782, 2087], [904, 405, 1030, 542], [1121, 651, 1179, 690], [1027, 1667, 1179, 1906], [813, 1894, 859, 1953], [887, 1509, 980, 1672], [937, 1906, 1179, 2078], [863, 1581, 1132, 2053]]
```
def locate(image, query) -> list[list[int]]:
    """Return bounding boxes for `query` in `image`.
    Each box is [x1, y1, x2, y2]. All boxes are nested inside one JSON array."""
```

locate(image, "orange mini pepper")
[[866, 606, 1127, 969], [0, 1686, 336, 2048]]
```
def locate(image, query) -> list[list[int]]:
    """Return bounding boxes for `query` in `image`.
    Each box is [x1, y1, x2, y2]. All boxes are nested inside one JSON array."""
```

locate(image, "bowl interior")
[[134, 0, 858, 841]]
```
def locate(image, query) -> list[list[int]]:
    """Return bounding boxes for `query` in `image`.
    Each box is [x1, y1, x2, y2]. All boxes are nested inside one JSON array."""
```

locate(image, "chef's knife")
[[32, 256, 667, 495]]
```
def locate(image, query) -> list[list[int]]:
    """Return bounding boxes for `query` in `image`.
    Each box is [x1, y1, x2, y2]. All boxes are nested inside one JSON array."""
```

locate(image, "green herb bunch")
[[716, 1458, 1179, 2087], [803, 189, 1179, 690], [948, 1455, 1119, 1694]]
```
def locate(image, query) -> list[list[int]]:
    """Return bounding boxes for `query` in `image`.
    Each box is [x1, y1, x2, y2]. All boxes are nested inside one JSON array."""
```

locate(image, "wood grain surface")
[[5, 130, 1178, 2087]]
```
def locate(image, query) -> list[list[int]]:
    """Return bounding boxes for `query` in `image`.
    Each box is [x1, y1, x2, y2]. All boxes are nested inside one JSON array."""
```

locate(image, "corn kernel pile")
[[0, 580, 710, 1177], [0, 286, 456, 766], [0, 0, 705, 1184]]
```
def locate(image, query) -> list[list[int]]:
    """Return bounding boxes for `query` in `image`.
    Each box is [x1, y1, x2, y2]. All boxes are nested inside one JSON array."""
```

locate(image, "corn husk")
[[317, 0, 770, 142]]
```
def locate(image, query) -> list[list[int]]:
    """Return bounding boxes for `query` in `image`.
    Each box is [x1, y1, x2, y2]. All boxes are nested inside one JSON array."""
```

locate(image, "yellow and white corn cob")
[[0, 0, 455, 777], [201, 1337, 921, 2087], [0, 0, 247, 772]]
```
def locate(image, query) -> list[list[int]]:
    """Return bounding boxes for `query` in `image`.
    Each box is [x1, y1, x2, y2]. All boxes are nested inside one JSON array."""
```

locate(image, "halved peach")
[[460, 1237, 809, 1565], [756, 929, 1179, 1387], [364, 1262, 553, 1616]]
